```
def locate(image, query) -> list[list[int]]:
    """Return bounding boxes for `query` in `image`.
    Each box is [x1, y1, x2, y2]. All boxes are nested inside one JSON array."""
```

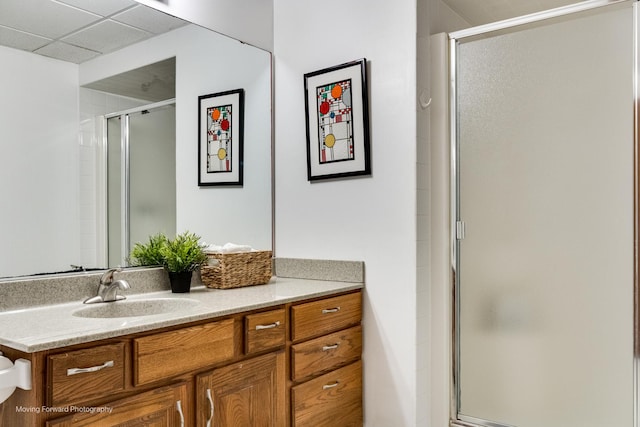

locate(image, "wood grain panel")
[[48, 342, 125, 407], [245, 308, 286, 355], [133, 318, 235, 386], [196, 351, 286, 427], [292, 361, 362, 427], [291, 292, 361, 342], [291, 325, 362, 382], [46, 382, 189, 427]]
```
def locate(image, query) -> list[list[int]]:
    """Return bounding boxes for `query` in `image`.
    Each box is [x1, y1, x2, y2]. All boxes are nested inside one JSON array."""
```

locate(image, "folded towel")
[[222, 243, 253, 253], [203, 242, 254, 254], [203, 243, 223, 253]]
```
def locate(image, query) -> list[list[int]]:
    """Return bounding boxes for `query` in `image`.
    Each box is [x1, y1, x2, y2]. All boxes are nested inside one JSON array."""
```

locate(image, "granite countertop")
[[0, 277, 363, 353]]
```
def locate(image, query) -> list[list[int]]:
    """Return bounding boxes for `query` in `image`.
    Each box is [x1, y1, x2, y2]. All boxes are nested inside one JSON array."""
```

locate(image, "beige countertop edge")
[[0, 277, 363, 353]]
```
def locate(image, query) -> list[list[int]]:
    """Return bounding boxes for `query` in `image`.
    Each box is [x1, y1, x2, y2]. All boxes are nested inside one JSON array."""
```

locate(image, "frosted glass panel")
[[129, 105, 176, 248], [106, 105, 176, 267], [456, 5, 634, 427]]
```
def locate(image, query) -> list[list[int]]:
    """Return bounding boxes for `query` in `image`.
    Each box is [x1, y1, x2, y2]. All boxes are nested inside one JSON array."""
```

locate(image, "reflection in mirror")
[[0, 0, 272, 279], [106, 101, 177, 267]]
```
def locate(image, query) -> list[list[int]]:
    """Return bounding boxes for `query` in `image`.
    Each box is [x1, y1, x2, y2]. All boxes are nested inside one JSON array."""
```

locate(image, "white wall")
[[274, 0, 417, 425], [0, 46, 81, 277], [429, 0, 470, 34], [80, 25, 272, 251]]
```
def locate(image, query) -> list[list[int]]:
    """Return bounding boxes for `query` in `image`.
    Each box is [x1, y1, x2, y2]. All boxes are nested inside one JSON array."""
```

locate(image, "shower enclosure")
[[450, 1, 637, 426], [106, 101, 176, 267]]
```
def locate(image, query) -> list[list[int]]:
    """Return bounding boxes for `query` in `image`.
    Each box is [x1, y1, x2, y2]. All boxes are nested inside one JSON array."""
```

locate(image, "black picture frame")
[[198, 88, 244, 186], [304, 58, 370, 181]]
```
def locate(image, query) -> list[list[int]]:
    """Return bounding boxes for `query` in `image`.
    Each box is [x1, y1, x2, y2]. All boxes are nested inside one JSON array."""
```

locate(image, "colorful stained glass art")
[[316, 79, 354, 164], [207, 105, 232, 173]]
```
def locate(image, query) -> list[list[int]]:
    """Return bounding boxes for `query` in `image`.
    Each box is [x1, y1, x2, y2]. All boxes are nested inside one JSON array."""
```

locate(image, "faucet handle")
[[100, 268, 122, 284]]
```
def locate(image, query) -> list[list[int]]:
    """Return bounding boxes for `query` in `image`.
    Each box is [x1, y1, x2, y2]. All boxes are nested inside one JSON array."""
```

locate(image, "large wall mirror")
[[0, 0, 272, 279]]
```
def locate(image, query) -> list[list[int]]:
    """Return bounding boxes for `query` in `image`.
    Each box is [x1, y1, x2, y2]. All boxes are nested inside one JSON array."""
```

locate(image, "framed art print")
[[198, 89, 244, 186], [304, 58, 370, 181]]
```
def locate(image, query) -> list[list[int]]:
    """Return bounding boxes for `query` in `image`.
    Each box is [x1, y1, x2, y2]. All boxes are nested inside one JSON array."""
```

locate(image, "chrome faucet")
[[84, 268, 131, 304]]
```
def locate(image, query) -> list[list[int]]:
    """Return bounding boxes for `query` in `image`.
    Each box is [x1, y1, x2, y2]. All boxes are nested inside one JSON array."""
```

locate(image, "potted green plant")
[[129, 233, 169, 267], [160, 231, 208, 293], [129, 231, 208, 293]]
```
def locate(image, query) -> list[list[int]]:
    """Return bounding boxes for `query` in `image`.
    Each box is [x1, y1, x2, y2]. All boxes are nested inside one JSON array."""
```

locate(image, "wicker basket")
[[200, 250, 272, 289]]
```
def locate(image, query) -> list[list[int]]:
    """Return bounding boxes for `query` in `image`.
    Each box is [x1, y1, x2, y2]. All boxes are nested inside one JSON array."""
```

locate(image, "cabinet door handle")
[[322, 343, 340, 351], [66, 360, 114, 376], [323, 381, 340, 390], [176, 400, 185, 427], [255, 321, 280, 330], [322, 307, 341, 314], [206, 388, 214, 427]]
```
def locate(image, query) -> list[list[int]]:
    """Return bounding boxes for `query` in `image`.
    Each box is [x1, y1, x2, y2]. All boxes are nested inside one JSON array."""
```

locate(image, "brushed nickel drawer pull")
[[66, 360, 114, 376], [322, 343, 340, 351], [255, 321, 280, 330], [322, 307, 341, 314], [206, 388, 214, 427], [323, 381, 339, 390], [176, 400, 185, 427]]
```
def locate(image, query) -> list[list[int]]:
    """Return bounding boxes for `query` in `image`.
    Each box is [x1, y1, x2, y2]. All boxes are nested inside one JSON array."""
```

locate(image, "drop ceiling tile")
[[35, 41, 100, 63], [0, 0, 101, 39], [62, 20, 150, 54], [0, 25, 51, 51], [57, 0, 137, 17], [112, 5, 188, 34]]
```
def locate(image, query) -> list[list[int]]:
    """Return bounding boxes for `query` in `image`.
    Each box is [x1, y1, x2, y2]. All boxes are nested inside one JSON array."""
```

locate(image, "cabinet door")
[[46, 382, 189, 427], [196, 351, 285, 427]]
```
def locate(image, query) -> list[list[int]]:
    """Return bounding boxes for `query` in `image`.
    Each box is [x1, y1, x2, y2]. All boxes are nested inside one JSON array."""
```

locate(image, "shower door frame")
[[448, 1, 640, 426], [102, 98, 176, 267]]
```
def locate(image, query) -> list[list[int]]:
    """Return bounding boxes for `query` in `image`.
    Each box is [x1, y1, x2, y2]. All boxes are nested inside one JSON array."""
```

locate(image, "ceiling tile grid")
[[0, 0, 187, 63]]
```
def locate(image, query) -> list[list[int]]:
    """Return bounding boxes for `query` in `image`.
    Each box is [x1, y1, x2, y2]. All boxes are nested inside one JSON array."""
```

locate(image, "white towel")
[[203, 242, 253, 253], [203, 243, 223, 253], [222, 242, 253, 253]]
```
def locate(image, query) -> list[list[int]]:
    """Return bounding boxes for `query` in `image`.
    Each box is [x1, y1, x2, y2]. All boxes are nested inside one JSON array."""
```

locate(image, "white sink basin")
[[72, 298, 199, 318]]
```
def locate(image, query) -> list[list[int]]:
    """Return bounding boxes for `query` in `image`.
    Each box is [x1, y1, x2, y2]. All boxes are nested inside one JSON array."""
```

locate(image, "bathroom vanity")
[[0, 275, 363, 426]]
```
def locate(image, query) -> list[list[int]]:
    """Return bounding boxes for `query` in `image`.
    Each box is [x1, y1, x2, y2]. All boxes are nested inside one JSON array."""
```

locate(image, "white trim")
[[449, 0, 631, 41]]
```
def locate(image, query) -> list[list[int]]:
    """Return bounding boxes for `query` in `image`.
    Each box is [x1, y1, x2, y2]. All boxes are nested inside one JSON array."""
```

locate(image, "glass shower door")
[[453, 3, 635, 427], [106, 104, 176, 267], [128, 105, 176, 250]]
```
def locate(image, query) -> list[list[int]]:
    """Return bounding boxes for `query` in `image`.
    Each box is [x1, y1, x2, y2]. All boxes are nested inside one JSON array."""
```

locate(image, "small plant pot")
[[168, 271, 192, 293]]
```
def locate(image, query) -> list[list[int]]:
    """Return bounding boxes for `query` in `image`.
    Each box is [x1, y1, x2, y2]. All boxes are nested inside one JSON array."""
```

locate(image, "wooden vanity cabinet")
[[0, 289, 363, 427], [290, 291, 363, 427]]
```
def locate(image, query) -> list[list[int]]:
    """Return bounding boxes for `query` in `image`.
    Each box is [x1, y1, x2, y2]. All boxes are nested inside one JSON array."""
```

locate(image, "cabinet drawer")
[[245, 308, 286, 355], [48, 342, 125, 407], [291, 292, 361, 342], [292, 361, 363, 427], [133, 318, 235, 386], [291, 325, 362, 382]]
